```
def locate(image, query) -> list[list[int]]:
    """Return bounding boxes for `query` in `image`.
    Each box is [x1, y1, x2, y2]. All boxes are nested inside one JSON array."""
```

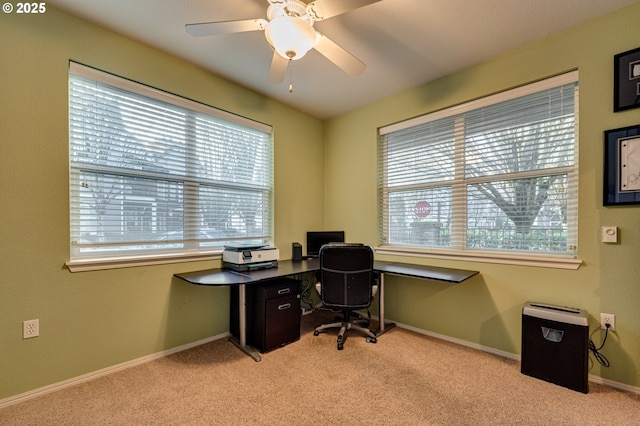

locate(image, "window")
[[378, 72, 579, 266], [68, 62, 273, 269]]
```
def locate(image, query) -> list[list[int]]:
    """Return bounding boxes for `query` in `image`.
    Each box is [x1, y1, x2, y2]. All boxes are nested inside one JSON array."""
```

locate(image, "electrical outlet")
[[23, 319, 39, 339], [600, 313, 615, 331]]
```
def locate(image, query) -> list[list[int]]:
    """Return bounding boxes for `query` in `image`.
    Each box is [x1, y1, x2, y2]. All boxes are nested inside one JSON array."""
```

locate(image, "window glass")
[[69, 63, 273, 262], [378, 72, 578, 258]]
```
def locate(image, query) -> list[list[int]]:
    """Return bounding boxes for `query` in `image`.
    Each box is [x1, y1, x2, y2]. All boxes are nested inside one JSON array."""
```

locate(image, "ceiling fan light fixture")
[[265, 15, 316, 60]]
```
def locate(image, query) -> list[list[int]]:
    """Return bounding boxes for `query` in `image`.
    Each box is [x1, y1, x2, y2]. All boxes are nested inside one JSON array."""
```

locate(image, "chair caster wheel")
[[366, 337, 377, 344], [337, 343, 344, 350], [313, 330, 320, 336]]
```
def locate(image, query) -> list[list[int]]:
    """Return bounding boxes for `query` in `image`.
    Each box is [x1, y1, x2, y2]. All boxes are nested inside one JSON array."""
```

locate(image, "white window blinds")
[[378, 72, 578, 259], [68, 62, 273, 264]]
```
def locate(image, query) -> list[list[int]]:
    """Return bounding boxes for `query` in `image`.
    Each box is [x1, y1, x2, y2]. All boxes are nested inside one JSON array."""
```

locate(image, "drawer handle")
[[278, 303, 292, 311], [277, 288, 291, 295]]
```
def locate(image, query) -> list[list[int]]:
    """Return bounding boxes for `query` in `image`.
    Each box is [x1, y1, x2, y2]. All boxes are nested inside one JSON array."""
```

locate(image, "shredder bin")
[[521, 302, 589, 393]]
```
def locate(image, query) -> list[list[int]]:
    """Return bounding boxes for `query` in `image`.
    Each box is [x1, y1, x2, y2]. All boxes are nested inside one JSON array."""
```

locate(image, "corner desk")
[[174, 258, 478, 361]]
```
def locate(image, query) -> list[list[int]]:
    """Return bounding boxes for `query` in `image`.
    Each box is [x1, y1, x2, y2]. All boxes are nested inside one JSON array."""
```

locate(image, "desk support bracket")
[[231, 284, 262, 362], [374, 272, 396, 337], [229, 336, 261, 362]]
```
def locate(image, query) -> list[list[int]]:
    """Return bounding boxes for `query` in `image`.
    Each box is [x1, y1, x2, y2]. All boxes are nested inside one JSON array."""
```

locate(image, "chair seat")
[[315, 282, 378, 297]]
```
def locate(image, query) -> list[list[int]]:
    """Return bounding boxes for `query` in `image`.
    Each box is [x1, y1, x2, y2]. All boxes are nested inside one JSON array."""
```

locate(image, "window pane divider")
[[383, 182, 454, 192], [464, 166, 575, 184]]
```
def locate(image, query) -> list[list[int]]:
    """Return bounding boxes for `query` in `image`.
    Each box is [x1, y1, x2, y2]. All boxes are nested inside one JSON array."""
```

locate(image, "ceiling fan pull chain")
[[288, 59, 294, 93]]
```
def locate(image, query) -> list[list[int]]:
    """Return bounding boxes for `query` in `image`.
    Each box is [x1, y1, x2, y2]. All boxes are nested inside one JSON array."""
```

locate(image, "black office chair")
[[313, 243, 377, 350]]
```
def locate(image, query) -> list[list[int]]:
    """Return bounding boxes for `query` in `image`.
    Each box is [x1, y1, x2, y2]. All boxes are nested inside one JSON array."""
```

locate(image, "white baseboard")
[[3, 321, 639, 409], [0, 332, 230, 409], [393, 320, 640, 395], [587, 374, 640, 394], [395, 321, 521, 361]]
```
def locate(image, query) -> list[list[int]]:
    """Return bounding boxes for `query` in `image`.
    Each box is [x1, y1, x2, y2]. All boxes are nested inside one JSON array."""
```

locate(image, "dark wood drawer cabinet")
[[231, 278, 300, 353]]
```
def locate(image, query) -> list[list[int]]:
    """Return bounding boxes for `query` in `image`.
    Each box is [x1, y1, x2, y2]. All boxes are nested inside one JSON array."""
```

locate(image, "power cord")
[[296, 273, 316, 312], [588, 323, 611, 368]]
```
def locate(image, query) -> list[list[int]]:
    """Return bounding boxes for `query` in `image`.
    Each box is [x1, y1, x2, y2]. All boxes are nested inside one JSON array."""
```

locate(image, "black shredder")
[[521, 302, 589, 393]]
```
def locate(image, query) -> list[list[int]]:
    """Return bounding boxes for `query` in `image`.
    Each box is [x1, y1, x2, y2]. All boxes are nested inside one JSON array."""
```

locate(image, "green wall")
[[324, 3, 640, 388], [2, 2, 640, 401], [0, 7, 323, 399]]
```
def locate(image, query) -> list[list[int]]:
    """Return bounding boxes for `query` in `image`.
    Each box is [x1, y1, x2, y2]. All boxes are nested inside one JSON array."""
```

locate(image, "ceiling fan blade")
[[185, 19, 266, 37], [306, 0, 382, 21], [313, 33, 366, 76], [268, 51, 289, 84]]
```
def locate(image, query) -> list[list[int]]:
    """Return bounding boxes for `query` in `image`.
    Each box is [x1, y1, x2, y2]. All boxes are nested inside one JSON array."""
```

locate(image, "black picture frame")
[[614, 47, 640, 112], [604, 124, 640, 206]]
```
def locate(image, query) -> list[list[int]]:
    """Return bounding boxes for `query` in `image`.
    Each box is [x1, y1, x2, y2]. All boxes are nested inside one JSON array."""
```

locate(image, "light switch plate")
[[602, 226, 618, 243]]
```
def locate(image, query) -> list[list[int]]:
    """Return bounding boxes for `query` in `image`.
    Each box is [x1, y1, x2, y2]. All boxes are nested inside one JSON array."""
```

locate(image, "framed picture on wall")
[[604, 124, 640, 205], [614, 47, 640, 112]]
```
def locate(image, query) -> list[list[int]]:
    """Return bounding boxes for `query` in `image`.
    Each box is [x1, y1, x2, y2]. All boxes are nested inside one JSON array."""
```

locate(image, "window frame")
[[377, 71, 581, 270], [66, 62, 274, 272]]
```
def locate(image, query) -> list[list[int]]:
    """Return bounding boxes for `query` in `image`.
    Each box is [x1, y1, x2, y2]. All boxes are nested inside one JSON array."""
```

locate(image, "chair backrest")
[[319, 243, 374, 310]]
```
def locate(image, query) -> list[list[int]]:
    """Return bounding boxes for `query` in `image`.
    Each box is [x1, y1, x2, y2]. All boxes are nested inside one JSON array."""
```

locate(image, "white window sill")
[[66, 251, 222, 272], [374, 246, 582, 270]]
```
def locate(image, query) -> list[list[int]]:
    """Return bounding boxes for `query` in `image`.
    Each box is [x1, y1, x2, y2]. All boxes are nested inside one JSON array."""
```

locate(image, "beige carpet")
[[2, 311, 640, 425]]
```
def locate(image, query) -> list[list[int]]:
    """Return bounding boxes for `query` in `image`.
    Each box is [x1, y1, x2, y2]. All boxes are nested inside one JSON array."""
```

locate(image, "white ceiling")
[[48, 0, 638, 119]]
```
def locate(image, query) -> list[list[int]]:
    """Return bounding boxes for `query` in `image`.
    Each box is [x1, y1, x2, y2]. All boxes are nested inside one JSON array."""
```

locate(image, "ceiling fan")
[[185, 0, 382, 86]]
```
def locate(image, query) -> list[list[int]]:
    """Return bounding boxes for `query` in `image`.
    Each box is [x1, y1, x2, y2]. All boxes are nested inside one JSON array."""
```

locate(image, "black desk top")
[[373, 260, 478, 283], [175, 258, 478, 286]]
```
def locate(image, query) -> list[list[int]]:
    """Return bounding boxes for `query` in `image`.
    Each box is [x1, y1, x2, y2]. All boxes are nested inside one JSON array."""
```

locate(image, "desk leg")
[[375, 272, 395, 336], [229, 283, 262, 362]]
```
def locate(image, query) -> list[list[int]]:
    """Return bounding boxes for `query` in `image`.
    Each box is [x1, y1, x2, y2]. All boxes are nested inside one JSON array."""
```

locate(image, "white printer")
[[222, 243, 279, 271]]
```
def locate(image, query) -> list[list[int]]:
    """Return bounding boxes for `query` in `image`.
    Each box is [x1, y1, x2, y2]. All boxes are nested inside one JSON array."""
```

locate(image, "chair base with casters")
[[313, 243, 378, 350], [313, 310, 377, 350], [313, 287, 377, 349]]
